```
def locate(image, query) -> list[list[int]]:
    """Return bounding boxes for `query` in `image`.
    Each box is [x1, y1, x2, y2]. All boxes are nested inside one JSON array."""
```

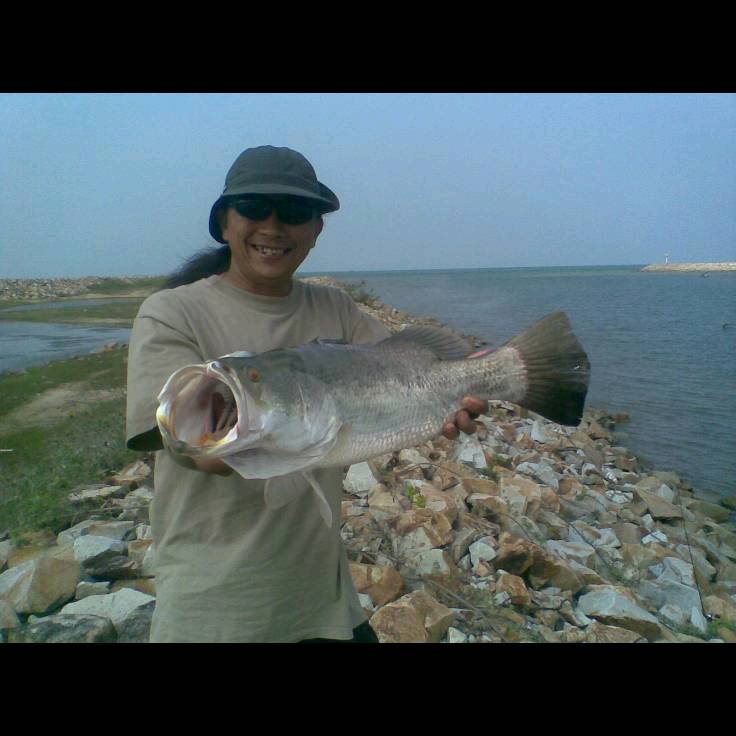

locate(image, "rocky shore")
[[0, 278, 108, 302], [2, 277, 735, 644], [642, 262, 736, 272]]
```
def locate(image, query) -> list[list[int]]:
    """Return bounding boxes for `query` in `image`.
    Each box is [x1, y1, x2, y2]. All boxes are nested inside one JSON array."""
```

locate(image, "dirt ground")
[[0, 382, 125, 435]]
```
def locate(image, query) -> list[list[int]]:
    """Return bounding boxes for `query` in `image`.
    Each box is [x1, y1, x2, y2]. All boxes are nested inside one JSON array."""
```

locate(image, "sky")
[[1, 92, 734, 278]]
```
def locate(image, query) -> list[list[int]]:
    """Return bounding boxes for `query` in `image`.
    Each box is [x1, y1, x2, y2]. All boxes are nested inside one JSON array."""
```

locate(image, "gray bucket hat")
[[209, 145, 340, 243]]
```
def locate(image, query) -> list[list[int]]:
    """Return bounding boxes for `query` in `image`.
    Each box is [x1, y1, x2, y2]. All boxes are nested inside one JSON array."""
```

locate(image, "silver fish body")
[[155, 312, 590, 526]]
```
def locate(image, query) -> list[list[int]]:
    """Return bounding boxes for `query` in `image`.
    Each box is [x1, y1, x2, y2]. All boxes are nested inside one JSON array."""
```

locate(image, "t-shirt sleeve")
[[341, 294, 392, 345], [125, 292, 204, 451]]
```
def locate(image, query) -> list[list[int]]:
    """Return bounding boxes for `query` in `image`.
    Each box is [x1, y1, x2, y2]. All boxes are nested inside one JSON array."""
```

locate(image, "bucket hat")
[[209, 146, 340, 243]]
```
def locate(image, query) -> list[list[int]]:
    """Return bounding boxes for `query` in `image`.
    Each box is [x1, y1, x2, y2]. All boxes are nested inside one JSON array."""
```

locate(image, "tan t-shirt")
[[125, 275, 390, 642]]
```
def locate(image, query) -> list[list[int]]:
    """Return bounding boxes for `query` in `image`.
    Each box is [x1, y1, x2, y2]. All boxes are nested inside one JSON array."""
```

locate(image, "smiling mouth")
[[252, 244, 294, 256]]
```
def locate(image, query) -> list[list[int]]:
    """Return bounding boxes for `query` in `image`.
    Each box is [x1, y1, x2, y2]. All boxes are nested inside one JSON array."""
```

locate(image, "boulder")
[[703, 595, 736, 624], [7, 614, 116, 643], [343, 462, 378, 496], [493, 535, 537, 576], [411, 549, 457, 577], [60, 588, 155, 642], [84, 520, 136, 541], [687, 500, 732, 523], [569, 520, 621, 548], [585, 621, 646, 643], [495, 573, 531, 607], [75, 581, 111, 600], [468, 537, 497, 567], [638, 579, 702, 615], [67, 484, 125, 504], [349, 563, 405, 607], [633, 488, 683, 520], [527, 551, 584, 594], [0, 556, 80, 615], [545, 540, 597, 568], [0, 599, 21, 631], [577, 585, 662, 640], [369, 590, 454, 643]]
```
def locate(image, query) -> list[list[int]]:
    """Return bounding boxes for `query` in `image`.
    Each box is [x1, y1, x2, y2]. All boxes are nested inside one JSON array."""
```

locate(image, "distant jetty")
[[642, 262, 736, 273]]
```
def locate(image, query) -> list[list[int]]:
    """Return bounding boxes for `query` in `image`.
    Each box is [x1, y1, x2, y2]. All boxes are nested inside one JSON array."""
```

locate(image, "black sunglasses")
[[228, 196, 318, 226]]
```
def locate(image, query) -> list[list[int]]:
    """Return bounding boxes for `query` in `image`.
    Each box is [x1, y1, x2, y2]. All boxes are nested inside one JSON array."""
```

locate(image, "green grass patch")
[[0, 346, 129, 418], [0, 397, 140, 537], [0, 300, 142, 326]]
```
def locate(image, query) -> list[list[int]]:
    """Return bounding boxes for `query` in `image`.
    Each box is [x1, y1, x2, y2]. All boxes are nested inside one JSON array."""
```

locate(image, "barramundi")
[[155, 312, 590, 527]]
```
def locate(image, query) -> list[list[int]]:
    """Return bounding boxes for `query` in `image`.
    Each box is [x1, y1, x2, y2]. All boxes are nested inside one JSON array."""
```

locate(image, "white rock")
[[358, 593, 375, 613], [141, 544, 156, 577], [638, 579, 702, 614], [73, 535, 126, 564], [446, 627, 468, 643], [657, 557, 696, 587], [75, 581, 111, 600], [60, 588, 155, 630], [578, 587, 660, 636], [468, 538, 497, 567], [655, 484, 676, 503], [85, 520, 135, 541], [135, 524, 153, 540], [454, 433, 487, 468], [493, 591, 511, 606], [530, 419, 554, 444], [56, 519, 98, 546], [545, 539, 597, 567], [690, 606, 708, 635], [641, 514, 656, 531], [411, 549, 453, 576], [642, 531, 668, 545], [343, 462, 378, 496], [67, 485, 124, 504], [0, 599, 20, 630], [398, 448, 431, 467], [659, 603, 688, 628]]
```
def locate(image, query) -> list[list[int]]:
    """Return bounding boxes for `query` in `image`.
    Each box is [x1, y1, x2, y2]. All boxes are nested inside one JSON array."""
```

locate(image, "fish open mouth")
[[158, 364, 244, 450]]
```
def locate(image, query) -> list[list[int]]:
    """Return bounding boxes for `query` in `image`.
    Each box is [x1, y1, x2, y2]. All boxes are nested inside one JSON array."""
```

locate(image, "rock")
[[642, 531, 669, 545], [690, 606, 709, 635], [585, 621, 646, 643], [110, 578, 157, 596], [688, 500, 731, 523], [127, 539, 154, 566], [530, 419, 554, 444], [0, 599, 21, 630], [637, 579, 702, 616], [73, 535, 126, 564], [621, 543, 659, 571], [657, 557, 696, 587], [703, 595, 736, 624], [60, 588, 155, 642], [7, 614, 116, 643], [676, 544, 716, 582], [56, 519, 99, 546], [468, 538, 497, 567], [446, 627, 468, 643], [569, 520, 621, 548], [84, 520, 136, 541], [545, 539, 597, 567], [349, 563, 405, 607], [367, 483, 403, 519], [716, 560, 736, 583], [577, 585, 662, 640], [611, 522, 644, 545], [633, 488, 683, 520], [369, 590, 454, 643], [75, 581, 111, 600], [493, 535, 537, 576], [411, 549, 456, 577], [495, 572, 531, 607], [108, 459, 151, 486], [658, 603, 688, 629], [721, 496, 736, 512], [343, 462, 378, 496], [461, 478, 500, 496], [0, 557, 80, 615], [454, 433, 487, 468], [653, 484, 676, 503], [67, 484, 126, 504], [527, 551, 584, 594], [415, 485, 461, 524], [135, 524, 153, 540], [450, 527, 480, 563]]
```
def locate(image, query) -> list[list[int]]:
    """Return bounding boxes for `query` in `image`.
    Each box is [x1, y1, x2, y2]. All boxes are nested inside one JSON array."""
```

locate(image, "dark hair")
[[164, 245, 231, 289]]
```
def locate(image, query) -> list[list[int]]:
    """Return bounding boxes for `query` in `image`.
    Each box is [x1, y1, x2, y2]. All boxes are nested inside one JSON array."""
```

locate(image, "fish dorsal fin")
[[219, 350, 256, 359], [376, 325, 474, 361]]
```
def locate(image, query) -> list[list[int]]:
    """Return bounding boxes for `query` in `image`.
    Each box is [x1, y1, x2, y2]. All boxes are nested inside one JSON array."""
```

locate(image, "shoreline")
[[1, 276, 736, 643], [642, 262, 736, 272]]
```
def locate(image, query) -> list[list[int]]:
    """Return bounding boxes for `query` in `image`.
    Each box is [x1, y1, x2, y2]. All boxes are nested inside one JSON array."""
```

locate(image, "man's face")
[[220, 197, 324, 296]]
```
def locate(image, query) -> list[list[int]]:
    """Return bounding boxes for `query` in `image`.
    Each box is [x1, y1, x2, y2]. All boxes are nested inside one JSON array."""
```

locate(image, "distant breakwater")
[[642, 263, 736, 273]]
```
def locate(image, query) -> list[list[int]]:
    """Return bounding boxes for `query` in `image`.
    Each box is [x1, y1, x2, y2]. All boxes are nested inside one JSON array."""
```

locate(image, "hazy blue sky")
[[1, 93, 734, 277]]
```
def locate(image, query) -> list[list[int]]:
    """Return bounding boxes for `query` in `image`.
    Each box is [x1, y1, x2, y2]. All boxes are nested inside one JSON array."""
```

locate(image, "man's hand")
[[441, 395, 489, 440]]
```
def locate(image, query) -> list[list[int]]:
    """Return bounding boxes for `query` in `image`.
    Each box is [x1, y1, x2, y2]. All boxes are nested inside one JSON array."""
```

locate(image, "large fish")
[[155, 312, 590, 527]]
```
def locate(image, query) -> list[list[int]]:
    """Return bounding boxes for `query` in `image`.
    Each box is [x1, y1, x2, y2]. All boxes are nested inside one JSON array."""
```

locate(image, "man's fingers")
[[442, 421, 459, 440], [455, 409, 477, 434], [462, 396, 488, 415]]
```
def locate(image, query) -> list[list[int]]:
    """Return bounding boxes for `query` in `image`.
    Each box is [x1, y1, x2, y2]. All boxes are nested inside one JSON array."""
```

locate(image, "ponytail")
[[164, 245, 231, 289]]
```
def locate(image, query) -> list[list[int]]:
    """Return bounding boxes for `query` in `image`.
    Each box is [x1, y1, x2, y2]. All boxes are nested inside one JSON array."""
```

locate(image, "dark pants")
[[299, 620, 379, 643]]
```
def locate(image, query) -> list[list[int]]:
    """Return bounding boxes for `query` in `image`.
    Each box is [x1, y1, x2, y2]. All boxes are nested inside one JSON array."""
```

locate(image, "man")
[[125, 145, 486, 642]]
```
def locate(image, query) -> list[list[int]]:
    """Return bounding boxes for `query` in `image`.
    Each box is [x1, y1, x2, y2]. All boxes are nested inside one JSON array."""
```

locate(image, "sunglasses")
[[228, 196, 318, 226]]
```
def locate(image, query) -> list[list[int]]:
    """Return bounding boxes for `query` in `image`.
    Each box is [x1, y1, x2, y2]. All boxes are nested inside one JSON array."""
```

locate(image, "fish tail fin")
[[504, 312, 590, 426]]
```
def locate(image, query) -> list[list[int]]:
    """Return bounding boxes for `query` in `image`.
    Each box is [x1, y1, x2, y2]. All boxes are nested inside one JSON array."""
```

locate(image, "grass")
[[0, 300, 143, 326], [0, 347, 140, 538]]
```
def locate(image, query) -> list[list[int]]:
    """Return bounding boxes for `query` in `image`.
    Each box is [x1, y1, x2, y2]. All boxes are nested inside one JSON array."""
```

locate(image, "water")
[[312, 265, 736, 498], [0, 319, 132, 374]]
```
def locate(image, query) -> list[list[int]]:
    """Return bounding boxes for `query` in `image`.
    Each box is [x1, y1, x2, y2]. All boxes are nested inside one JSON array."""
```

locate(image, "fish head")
[[155, 349, 342, 475]]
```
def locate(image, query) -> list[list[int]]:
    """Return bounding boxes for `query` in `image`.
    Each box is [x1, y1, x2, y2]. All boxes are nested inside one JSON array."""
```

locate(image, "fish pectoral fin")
[[264, 473, 311, 510], [303, 470, 333, 528]]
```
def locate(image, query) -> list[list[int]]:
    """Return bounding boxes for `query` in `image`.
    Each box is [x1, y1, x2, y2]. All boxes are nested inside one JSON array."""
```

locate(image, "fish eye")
[[248, 368, 261, 382]]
